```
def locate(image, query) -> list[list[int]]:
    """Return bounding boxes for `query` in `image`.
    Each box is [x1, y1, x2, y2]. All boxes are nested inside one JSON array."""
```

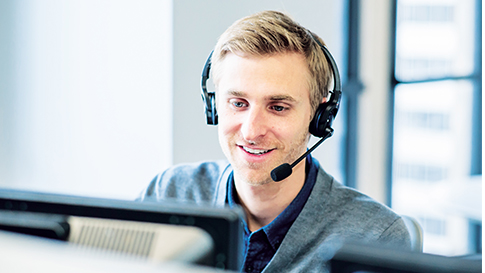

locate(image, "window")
[[419, 217, 447, 236], [395, 163, 449, 182], [396, 111, 450, 131], [390, 0, 481, 256]]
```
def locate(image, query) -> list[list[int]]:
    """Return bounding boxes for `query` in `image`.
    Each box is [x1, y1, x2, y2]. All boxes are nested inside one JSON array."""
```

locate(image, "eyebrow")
[[226, 90, 297, 102], [227, 90, 245, 97], [269, 94, 297, 102]]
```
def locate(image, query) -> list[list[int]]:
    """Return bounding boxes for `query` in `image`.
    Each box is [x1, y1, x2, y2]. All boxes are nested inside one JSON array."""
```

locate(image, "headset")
[[200, 36, 341, 140], [200, 35, 342, 181]]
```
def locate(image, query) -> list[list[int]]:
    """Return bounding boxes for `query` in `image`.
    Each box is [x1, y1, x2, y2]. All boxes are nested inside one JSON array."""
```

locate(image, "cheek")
[[217, 103, 242, 129], [277, 114, 311, 138], [282, 126, 308, 144], [217, 122, 231, 153], [217, 113, 240, 142]]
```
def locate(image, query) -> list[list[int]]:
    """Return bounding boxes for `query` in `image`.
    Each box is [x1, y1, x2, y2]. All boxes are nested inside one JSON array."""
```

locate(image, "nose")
[[240, 106, 269, 142]]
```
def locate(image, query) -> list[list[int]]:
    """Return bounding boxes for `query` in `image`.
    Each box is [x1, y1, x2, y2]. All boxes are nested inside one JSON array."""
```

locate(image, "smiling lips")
[[241, 145, 275, 155]]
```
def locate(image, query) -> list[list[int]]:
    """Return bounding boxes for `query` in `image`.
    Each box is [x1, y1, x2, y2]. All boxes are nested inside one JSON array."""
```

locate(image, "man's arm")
[[377, 216, 413, 250]]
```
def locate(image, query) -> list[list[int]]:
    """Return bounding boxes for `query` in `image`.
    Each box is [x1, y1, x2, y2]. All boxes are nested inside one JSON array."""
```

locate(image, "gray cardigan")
[[139, 159, 411, 272]]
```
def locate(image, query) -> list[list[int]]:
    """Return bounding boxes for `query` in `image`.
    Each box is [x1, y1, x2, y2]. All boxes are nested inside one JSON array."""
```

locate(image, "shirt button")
[[247, 266, 253, 272]]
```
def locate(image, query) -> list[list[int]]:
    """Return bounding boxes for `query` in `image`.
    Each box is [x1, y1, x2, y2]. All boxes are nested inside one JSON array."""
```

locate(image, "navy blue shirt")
[[227, 155, 318, 273]]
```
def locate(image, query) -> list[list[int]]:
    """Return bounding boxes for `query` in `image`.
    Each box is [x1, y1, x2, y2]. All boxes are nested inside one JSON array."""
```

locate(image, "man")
[[139, 10, 411, 273]]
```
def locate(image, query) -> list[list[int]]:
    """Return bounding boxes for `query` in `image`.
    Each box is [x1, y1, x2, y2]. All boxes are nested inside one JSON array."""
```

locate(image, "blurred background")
[[0, 0, 481, 257]]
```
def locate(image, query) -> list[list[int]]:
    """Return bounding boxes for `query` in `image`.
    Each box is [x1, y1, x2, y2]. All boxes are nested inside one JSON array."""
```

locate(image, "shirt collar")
[[226, 155, 319, 250]]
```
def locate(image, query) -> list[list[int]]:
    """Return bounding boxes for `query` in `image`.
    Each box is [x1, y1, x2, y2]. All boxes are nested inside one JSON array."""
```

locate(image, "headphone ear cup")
[[309, 103, 331, 137], [201, 51, 218, 125], [309, 103, 326, 137], [205, 92, 218, 125], [209, 92, 218, 125]]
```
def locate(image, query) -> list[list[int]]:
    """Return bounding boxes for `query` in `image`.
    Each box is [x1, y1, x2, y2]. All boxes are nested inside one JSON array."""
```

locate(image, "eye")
[[230, 99, 248, 109], [233, 101, 245, 108], [271, 105, 287, 112]]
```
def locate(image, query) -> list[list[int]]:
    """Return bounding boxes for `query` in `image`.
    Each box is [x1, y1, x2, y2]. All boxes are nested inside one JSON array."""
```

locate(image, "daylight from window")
[[391, 0, 481, 256]]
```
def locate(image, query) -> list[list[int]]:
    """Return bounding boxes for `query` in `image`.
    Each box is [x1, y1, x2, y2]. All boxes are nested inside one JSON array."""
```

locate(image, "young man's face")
[[216, 52, 313, 185]]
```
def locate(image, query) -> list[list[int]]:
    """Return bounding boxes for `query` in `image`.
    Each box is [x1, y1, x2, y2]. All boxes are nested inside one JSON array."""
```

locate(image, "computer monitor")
[[329, 241, 482, 273], [0, 188, 244, 271], [0, 228, 234, 273]]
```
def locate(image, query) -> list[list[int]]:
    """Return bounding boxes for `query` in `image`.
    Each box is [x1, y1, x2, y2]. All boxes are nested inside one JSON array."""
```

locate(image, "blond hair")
[[211, 10, 332, 114]]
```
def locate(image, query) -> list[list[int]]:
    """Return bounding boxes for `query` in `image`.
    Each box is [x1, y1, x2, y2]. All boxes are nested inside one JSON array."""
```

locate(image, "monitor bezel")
[[0, 188, 244, 270]]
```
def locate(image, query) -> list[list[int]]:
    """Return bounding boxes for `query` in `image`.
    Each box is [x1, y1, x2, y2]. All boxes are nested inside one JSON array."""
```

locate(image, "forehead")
[[216, 52, 311, 99]]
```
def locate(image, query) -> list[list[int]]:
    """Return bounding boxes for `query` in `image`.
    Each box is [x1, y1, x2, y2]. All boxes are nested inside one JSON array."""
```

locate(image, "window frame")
[[387, 0, 482, 206]]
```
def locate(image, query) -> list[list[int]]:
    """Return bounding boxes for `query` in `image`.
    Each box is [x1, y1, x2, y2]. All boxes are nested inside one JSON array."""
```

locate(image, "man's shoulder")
[[312, 167, 412, 246], [138, 160, 231, 203], [315, 167, 398, 220], [161, 160, 231, 181]]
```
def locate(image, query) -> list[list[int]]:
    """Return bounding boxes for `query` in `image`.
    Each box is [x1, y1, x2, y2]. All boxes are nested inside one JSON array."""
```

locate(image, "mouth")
[[240, 146, 275, 155]]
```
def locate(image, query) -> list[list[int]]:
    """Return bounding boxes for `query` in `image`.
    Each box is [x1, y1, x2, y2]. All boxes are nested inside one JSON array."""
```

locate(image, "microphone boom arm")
[[270, 129, 333, 182]]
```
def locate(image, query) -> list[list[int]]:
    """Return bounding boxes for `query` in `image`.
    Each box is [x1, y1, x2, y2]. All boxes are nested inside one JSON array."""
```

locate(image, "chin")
[[243, 176, 273, 186], [233, 166, 274, 186]]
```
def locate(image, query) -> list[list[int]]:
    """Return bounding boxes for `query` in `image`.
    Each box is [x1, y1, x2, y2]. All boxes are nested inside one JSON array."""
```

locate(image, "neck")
[[234, 160, 306, 232]]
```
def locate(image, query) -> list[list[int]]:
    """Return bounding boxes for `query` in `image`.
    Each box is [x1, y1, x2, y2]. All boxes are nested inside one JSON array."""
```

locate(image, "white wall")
[[357, 0, 394, 203], [0, 0, 173, 199]]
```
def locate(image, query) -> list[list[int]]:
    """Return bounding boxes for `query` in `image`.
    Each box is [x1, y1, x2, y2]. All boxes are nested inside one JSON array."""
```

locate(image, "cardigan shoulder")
[[138, 160, 231, 205]]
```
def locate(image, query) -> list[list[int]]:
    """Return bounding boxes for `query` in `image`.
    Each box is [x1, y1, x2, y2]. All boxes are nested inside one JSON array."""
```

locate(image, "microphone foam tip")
[[271, 163, 293, 182]]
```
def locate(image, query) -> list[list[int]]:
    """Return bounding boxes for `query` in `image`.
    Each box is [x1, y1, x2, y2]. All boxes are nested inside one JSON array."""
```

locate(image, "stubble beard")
[[223, 130, 311, 186]]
